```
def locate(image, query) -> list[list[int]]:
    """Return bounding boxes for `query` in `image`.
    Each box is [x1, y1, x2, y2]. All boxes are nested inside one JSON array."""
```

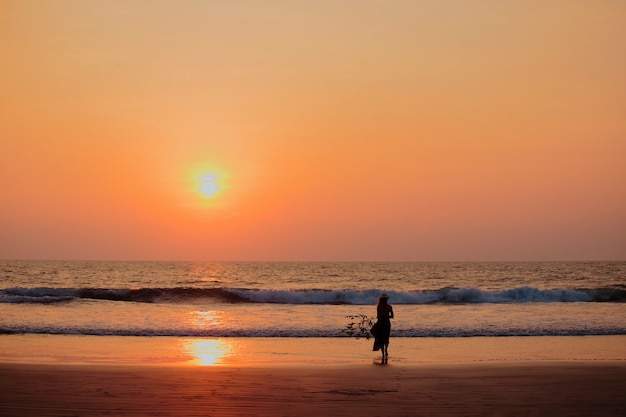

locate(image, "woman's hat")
[[378, 293, 389, 299]]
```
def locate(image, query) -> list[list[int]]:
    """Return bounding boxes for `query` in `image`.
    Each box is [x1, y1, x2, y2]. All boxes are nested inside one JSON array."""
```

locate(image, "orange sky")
[[1, 0, 625, 261]]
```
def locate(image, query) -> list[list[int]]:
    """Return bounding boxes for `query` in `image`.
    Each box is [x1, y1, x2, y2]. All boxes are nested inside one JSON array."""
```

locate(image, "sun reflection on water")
[[191, 311, 221, 328]]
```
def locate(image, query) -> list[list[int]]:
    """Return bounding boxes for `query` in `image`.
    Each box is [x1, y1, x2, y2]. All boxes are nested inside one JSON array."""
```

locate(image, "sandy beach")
[[1, 335, 625, 416], [1, 361, 625, 417]]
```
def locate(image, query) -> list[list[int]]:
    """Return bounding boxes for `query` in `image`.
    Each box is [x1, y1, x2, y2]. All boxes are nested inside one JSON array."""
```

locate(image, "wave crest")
[[1, 286, 624, 305]]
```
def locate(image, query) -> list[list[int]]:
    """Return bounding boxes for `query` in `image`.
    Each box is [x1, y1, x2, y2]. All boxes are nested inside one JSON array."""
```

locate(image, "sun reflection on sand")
[[184, 339, 233, 366], [181, 311, 233, 366]]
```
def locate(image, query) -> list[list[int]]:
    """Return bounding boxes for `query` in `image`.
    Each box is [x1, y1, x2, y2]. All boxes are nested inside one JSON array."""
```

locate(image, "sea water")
[[1, 261, 625, 339]]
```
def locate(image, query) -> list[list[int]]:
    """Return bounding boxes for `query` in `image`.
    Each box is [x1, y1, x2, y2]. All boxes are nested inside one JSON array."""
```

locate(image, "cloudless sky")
[[1, 0, 625, 261]]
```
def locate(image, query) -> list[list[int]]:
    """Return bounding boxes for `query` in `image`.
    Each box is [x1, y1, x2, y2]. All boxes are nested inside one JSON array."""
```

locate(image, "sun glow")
[[187, 165, 230, 202]]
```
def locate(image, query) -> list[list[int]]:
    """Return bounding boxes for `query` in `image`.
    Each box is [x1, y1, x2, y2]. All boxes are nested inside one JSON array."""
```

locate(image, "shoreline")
[[2, 335, 625, 416], [1, 334, 625, 366]]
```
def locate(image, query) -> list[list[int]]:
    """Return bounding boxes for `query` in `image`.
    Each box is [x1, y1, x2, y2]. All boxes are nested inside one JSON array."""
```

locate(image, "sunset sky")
[[1, 0, 625, 261]]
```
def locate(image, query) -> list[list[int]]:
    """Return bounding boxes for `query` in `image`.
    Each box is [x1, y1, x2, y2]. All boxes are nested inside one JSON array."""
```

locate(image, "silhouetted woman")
[[372, 293, 394, 362]]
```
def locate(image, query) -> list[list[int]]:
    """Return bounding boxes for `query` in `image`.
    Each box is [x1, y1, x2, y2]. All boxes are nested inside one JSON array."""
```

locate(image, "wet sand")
[[1, 335, 625, 416], [1, 361, 625, 416]]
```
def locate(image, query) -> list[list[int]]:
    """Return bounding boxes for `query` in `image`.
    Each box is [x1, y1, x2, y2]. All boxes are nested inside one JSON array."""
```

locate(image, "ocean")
[[1, 260, 625, 339]]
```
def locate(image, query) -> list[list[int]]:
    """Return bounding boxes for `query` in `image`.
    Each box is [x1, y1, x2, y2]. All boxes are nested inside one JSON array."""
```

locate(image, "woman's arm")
[[389, 306, 394, 319]]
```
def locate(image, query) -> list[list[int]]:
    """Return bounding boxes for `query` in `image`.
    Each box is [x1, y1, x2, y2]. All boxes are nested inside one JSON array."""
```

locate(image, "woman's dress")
[[371, 316, 391, 351]]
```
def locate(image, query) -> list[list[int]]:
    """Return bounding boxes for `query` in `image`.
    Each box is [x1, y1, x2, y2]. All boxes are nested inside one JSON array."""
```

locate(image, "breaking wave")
[[1, 286, 625, 305]]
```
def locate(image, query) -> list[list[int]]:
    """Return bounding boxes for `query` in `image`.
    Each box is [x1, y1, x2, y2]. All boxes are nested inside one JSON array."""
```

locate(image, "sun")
[[199, 174, 219, 197], [187, 165, 230, 204]]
